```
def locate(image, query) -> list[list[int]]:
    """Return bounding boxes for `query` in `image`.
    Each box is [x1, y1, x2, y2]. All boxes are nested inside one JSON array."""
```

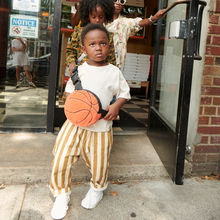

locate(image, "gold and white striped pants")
[[50, 120, 113, 196]]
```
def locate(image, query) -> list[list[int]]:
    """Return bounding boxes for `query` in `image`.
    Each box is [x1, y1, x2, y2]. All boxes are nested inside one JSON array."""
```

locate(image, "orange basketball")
[[64, 90, 102, 127]]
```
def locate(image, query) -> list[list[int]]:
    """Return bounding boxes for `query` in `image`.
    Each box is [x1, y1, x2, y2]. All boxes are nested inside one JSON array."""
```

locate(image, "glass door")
[[148, 0, 206, 184], [0, 0, 54, 131], [155, 2, 187, 131]]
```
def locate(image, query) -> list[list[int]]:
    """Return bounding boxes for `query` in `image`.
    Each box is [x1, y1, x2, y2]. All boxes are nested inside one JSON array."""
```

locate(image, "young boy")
[[50, 23, 131, 220], [105, 0, 164, 68]]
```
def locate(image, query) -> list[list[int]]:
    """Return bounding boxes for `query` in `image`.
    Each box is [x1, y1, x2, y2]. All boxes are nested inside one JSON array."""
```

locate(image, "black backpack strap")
[[70, 66, 109, 118], [70, 66, 82, 90], [100, 109, 108, 118]]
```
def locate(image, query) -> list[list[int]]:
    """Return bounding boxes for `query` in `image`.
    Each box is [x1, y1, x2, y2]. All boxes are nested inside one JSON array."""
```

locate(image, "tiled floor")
[[0, 83, 48, 128], [0, 80, 149, 130], [122, 96, 149, 126]]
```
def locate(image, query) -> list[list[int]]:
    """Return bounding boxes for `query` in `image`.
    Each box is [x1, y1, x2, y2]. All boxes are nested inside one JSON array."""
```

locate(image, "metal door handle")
[[162, 0, 191, 16], [162, 0, 206, 16], [194, 1, 207, 60]]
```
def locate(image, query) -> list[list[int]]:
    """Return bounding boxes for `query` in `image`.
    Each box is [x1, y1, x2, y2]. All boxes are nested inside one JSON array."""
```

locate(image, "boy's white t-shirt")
[[65, 62, 131, 132]]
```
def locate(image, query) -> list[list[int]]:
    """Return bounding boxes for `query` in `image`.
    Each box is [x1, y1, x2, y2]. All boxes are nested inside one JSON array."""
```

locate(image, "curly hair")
[[78, 0, 114, 24], [81, 23, 110, 46]]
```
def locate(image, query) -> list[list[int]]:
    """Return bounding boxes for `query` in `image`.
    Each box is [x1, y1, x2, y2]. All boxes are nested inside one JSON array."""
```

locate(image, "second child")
[[66, 0, 116, 76]]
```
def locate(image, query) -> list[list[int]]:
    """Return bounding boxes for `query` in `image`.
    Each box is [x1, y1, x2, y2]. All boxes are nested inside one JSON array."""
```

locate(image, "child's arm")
[[105, 33, 116, 65], [139, 10, 164, 27], [103, 98, 127, 121], [66, 27, 80, 76], [65, 92, 70, 100], [71, 4, 80, 29], [65, 78, 75, 100]]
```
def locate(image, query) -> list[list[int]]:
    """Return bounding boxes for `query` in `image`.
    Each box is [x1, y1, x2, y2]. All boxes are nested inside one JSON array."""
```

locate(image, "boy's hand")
[[103, 103, 120, 121], [69, 63, 76, 76], [103, 98, 127, 121]]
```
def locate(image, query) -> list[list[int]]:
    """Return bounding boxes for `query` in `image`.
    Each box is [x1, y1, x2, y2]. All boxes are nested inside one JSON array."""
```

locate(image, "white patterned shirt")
[[105, 15, 143, 68]]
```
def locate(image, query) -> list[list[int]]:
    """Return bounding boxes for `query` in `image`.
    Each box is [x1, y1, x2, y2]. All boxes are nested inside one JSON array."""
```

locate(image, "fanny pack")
[[64, 66, 108, 127]]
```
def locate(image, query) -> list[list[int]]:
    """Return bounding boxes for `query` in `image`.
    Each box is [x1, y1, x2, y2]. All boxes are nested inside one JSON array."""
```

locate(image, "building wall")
[[192, 0, 220, 175]]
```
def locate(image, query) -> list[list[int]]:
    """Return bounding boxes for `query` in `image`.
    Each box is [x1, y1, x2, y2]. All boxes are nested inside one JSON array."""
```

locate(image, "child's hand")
[[152, 9, 165, 21], [69, 63, 76, 76], [103, 98, 127, 121], [103, 103, 120, 121]]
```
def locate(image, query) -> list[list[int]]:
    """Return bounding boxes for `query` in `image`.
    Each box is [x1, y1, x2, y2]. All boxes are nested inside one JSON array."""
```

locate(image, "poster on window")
[[9, 14, 39, 39], [13, 0, 40, 12]]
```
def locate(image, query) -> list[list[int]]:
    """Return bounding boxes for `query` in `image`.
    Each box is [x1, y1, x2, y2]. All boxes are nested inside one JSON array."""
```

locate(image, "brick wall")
[[193, 0, 220, 175]]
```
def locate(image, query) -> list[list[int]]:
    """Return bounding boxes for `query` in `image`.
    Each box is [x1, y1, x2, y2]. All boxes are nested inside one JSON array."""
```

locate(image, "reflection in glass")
[[155, 0, 187, 130], [0, 0, 54, 130]]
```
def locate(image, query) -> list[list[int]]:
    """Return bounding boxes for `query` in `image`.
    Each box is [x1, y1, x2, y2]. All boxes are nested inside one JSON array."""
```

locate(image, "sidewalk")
[[0, 132, 209, 220], [0, 133, 171, 184], [1, 177, 220, 220]]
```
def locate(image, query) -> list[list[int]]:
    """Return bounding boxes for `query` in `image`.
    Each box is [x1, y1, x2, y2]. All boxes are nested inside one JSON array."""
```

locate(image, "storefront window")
[[0, 0, 54, 130]]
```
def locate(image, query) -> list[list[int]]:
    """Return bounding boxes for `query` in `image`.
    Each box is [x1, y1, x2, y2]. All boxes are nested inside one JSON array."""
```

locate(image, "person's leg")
[[15, 66, 21, 82], [15, 66, 22, 88], [23, 65, 32, 82], [23, 65, 36, 88], [81, 129, 113, 209], [50, 120, 83, 219], [50, 120, 83, 196]]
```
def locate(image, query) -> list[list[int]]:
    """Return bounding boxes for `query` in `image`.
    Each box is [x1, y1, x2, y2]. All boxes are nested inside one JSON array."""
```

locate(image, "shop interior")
[[0, 0, 158, 132]]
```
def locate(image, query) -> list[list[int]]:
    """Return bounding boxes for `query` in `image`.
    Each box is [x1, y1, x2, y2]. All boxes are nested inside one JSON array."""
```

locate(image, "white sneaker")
[[29, 82, 37, 88], [15, 82, 21, 89], [81, 187, 103, 209], [51, 194, 70, 220]]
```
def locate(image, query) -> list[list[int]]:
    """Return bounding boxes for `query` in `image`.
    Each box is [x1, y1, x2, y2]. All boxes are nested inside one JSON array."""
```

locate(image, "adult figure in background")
[[11, 37, 36, 89], [105, 0, 164, 69]]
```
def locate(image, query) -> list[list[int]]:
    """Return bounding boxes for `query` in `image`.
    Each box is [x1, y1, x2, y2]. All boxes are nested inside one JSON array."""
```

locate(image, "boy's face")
[[114, 1, 124, 14], [89, 5, 106, 24], [82, 29, 110, 66]]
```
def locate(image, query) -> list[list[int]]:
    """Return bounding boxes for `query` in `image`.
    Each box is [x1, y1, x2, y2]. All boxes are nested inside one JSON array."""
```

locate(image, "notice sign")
[[13, 0, 40, 12], [9, 15, 39, 39]]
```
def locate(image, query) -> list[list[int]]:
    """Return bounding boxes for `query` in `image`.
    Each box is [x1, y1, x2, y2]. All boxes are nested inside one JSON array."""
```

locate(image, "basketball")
[[64, 90, 102, 127]]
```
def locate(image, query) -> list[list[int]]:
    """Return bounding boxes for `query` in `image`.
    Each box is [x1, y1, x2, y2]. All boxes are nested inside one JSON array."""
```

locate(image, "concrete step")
[[0, 133, 190, 184]]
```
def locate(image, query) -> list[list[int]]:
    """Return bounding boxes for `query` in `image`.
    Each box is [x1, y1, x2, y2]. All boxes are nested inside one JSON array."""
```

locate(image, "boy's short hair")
[[78, 0, 114, 24], [81, 23, 110, 46]]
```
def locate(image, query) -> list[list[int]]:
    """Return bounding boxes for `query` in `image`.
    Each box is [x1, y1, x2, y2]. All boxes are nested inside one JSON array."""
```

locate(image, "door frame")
[[47, 0, 62, 132], [148, 0, 205, 184]]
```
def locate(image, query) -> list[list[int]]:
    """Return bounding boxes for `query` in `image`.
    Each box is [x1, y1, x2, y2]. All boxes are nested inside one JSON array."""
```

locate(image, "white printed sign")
[[13, 0, 40, 12], [9, 15, 39, 39]]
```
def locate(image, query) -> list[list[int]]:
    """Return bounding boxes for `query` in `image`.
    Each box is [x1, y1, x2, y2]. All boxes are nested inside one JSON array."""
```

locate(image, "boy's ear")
[[81, 46, 87, 54]]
